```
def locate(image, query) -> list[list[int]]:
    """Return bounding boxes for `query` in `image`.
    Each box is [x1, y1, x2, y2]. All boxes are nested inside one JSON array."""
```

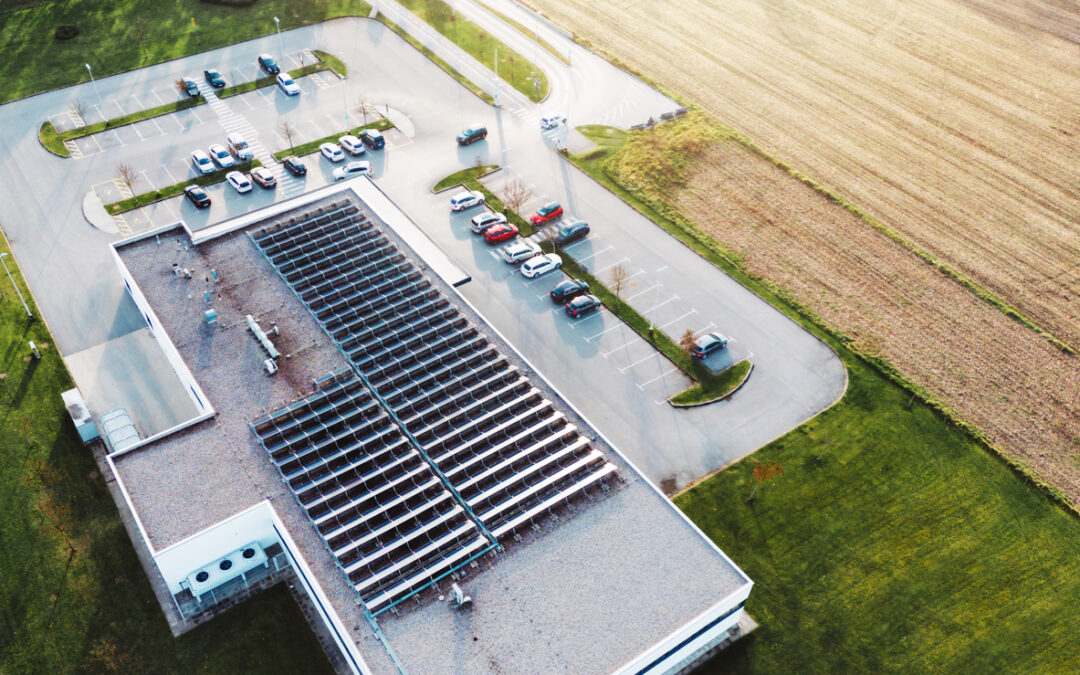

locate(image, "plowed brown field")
[[536, 0, 1080, 346]]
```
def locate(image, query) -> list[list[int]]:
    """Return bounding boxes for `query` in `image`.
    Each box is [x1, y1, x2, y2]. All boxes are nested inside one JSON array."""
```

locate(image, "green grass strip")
[[40, 95, 207, 154], [38, 120, 69, 157], [105, 160, 262, 214], [387, 0, 549, 102], [376, 13, 495, 106], [480, 5, 571, 66], [432, 165, 535, 237], [670, 359, 752, 406], [271, 118, 394, 162], [312, 49, 348, 78], [218, 51, 346, 99]]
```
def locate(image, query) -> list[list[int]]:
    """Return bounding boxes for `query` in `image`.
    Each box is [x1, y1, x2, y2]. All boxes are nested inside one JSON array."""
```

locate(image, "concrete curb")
[[668, 361, 754, 409], [83, 190, 119, 235]]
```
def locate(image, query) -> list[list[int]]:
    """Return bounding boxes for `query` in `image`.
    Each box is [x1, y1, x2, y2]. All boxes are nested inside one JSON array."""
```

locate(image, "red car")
[[484, 222, 519, 244], [530, 201, 563, 226]]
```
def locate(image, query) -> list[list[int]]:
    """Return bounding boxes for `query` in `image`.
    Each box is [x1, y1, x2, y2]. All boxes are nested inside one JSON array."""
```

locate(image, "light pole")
[[85, 63, 102, 109], [0, 253, 31, 318], [273, 16, 282, 58], [649, 265, 668, 334], [532, 14, 541, 99]]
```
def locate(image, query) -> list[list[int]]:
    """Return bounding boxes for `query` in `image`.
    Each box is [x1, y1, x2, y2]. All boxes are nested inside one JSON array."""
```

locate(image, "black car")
[[550, 279, 589, 304], [282, 156, 307, 176], [180, 77, 199, 97], [203, 69, 225, 88], [184, 185, 211, 209], [554, 220, 590, 246], [258, 54, 280, 75], [565, 294, 601, 318], [456, 124, 487, 146], [360, 128, 385, 149]]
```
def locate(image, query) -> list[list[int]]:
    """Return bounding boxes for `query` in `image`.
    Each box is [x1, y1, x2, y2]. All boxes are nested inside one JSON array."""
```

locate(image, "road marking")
[[161, 164, 177, 183], [586, 322, 625, 343], [560, 238, 592, 253], [131, 123, 145, 140], [601, 340, 638, 358], [627, 282, 660, 301], [619, 351, 662, 373], [111, 129, 126, 147], [592, 256, 631, 275], [113, 100, 126, 116], [151, 89, 164, 106], [642, 295, 679, 315], [567, 310, 603, 328], [692, 323, 717, 337], [659, 309, 698, 330], [637, 365, 680, 390], [189, 106, 204, 123], [171, 113, 184, 131], [131, 93, 145, 111], [139, 170, 155, 191], [575, 245, 613, 263]]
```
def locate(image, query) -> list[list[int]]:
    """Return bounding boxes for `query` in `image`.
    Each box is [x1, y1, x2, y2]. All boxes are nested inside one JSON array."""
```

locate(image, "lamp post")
[[273, 16, 282, 58], [0, 253, 31, 318], [85, 63, 102, 109]]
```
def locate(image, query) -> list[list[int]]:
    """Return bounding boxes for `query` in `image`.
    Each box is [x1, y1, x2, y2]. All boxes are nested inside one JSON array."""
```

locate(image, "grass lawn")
[[470, 4, 571, 66], [272, 118, 394, 162], [570, 121, 1080, 671], [670, 358, 751, 406], [394, 0, 548, 102], [0, 0, 372, 104], [0, 232, 332, 672], [679, 351, 1080, 672]]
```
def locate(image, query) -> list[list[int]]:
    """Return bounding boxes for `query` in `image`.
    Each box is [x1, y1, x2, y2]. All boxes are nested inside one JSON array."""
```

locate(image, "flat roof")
[[112, 181, 750, 674]]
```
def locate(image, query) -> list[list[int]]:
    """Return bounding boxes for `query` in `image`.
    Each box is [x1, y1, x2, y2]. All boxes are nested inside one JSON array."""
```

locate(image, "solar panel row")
[[249, 199, 617, 614]]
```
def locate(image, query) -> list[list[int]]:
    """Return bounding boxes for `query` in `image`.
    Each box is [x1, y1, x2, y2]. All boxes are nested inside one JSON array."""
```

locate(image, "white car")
[[520, 253, 562, 278], [499, 241, 541, 265], [208, 144, 236, 169], [191, 150, 215, 175], [225, 171, 253, 193], [339, 135, 365, 156], [319, 142, 345, 162], [470, 211, 507, 233], [540, 113, 566, 130], [449, 190, 484, 211], [226, 132, 255, 161], [332, 161, 372, 181], [276, 73, 300, 96]]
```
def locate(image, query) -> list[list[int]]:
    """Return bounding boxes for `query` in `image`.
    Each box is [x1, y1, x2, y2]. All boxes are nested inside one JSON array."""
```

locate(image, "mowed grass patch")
[[670, 358, 751, 406], [678, 352, 1080, 672], [0, 232, 332, 673], [395, 0, 549, 101], [0, 0, 371, 103]]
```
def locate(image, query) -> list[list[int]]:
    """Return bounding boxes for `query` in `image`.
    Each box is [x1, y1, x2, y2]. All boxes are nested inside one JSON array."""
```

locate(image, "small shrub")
[[54, 25, 79, 40]]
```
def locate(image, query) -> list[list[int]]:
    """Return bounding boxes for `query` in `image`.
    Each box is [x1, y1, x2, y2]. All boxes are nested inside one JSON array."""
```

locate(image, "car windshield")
[[264, 57, 276, 67]]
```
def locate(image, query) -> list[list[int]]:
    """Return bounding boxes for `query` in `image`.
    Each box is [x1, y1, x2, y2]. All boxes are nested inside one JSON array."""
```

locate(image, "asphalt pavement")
[[0, 8, 844, 489]]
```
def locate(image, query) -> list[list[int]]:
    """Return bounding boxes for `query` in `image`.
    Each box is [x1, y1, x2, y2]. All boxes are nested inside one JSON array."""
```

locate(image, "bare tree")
[[117, 164, 140, 195], [679, 329, 697, 356], [278, 117, 298, 151], [134, 17, 149, 60], [501, 179, 531, 217], [354, 96, 368, 125], [71, 100, 87, 128], [610, 264, 629, 300]]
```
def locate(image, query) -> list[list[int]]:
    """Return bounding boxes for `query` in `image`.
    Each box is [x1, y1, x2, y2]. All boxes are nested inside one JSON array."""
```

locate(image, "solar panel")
[[249, 199, 617, 614]]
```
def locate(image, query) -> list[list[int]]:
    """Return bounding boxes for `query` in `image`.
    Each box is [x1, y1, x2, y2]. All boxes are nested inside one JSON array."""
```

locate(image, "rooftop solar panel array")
[[248, 199, 617, 614]]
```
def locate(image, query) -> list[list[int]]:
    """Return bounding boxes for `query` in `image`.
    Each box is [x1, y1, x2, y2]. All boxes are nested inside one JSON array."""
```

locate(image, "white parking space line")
[[586, 322, 625, 343], [162, 199, 179, 220], [659, 309, 698, 330], [131, 124, 145, 140], [161, 164, 177, 183], [592, 257, 631, 275], [618, 351, 662, 374], [256, 89, 274, 106], [642, 295, 679, 315], [151, 90, 164, 105], [567, 310, 604, 328], [692, 323, 717, 337], [601, 340, 637, 358], [309, 118, 328, 136], [149, 116, 166, 136], [575, 245, 613, 263], [111, 130, 126, 147], [637, 365, 681, 390], [560, 238, 592, 254], [113, 100, 126, 116], [627, 282, 660, 301], [171, 114, 184, 131], [139, 170, 156, 191], [233, 67, 246, 82], [189, 106, 204, 123], [235, 96, 255, 111]]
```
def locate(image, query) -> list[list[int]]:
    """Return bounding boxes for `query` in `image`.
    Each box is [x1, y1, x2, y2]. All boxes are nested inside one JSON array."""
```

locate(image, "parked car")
[[184, 185, 211, 208], [690, 333, 730, 359], [530, 201, 564, 226], [339, 135, 365, 156], [282, 156, 307, 176], [565, 294, 601, 318], [499, 241, 540, 264], [226, 171, 253, 194], [540, 113, 566, 130], [203, 69, 226, 88], [470, 212, 507, 234], [449, 190, 484, 211], [360, 128, 385, 149], [276, 73, 300, 96], [456, 124, 487, 146], [550, 279, 589, 304], [258, 53, 280, 75], [251, 167, 277, 188], [226, 133, 254, 161], [483, 222, 519, 244], [520, 253, 562, 279], [554, 220, 590, 246], [180, 77, 199, 97], [190, 150, 216, 175], [208, 144, 236, 169], [319, 142, 345, 162], [333, 161, 372, 181]]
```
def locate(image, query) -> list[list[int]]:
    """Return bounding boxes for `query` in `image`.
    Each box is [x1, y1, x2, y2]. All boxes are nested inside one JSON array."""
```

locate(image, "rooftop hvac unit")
[[264, 359, 278, 375], [185, 542, 268, 602], [246, 314, 280, 359], [61, 388, 100, 445]]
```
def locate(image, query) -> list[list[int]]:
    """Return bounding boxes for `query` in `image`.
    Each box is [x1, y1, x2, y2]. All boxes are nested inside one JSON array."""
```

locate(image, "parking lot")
[[0, 13, 844, 490]]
